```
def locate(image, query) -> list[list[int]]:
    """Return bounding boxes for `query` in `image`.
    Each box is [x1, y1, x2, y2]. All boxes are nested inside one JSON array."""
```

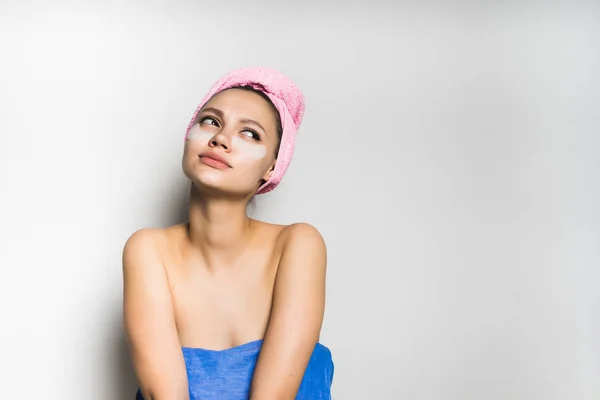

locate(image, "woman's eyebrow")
[[199, 107, 223, 118]]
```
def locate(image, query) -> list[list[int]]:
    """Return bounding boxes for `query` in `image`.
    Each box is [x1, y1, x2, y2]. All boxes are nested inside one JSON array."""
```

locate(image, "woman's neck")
[[186, 186, 255, 266]]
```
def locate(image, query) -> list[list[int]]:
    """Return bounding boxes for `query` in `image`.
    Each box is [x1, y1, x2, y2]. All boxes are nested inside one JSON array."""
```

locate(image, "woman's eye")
[[200, 117, 218, 126], [242, 130, 261, 141]]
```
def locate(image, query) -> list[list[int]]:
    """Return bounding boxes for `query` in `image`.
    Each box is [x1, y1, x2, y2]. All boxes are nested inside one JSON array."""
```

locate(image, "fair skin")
[[122, 88, 327, 400]]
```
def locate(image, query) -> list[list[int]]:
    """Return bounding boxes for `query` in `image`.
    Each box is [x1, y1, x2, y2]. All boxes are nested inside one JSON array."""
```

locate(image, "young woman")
[[122, 67, 334, 400]]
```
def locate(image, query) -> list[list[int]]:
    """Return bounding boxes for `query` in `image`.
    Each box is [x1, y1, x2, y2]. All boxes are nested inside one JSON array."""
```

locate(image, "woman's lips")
[[199, 153, 231, 169]]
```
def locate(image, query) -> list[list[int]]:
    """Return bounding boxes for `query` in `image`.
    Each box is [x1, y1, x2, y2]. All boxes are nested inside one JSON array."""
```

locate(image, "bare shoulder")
[[123, 227, 165, 249], [279, 222, 326, 249], [122, 227, 170, 272], [276, 222, 327, 272]]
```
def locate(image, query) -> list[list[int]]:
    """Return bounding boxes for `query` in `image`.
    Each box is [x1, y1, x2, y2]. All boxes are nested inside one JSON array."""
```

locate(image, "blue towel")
[[135, 340, 334, 399]]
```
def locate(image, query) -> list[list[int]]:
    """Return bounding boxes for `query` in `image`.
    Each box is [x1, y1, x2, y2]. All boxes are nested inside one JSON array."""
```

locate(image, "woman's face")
[[182, 88, 279, 196]]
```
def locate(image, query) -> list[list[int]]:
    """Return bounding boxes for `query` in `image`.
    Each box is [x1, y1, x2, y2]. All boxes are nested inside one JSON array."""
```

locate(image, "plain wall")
[[0, 1, 598, 399]]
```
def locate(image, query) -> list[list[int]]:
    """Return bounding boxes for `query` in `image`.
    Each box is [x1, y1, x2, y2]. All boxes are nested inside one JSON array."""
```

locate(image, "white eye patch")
[[187, 124, 267, 160], [187, 125, 213, 142], [231, 136, 267, 160]]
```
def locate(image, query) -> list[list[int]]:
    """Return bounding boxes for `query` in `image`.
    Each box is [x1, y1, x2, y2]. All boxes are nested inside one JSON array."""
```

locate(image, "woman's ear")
[[261, 160, 276, 182]]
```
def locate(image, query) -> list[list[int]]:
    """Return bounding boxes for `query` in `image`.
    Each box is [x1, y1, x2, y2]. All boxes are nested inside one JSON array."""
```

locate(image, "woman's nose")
[[209, 129, 231, 151]]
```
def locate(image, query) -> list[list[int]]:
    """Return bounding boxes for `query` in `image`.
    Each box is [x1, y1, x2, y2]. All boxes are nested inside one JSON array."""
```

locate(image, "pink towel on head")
[[185, 67, 305, 195]]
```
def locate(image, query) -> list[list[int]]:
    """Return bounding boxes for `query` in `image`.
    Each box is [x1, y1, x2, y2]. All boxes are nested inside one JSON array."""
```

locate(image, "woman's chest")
[[166, 256, 278, 349]]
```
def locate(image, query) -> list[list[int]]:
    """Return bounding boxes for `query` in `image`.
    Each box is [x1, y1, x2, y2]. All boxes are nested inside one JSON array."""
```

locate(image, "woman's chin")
[[191, 179, 255, 199]]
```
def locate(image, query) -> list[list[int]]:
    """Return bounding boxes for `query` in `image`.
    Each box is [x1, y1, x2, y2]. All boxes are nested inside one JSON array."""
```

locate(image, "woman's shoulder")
[[269, 222, 326, 254], [123, 225, 181, 248], [278, 222, 323, 239], [251, 219, 323, 239], [122, 225, 185, 263]]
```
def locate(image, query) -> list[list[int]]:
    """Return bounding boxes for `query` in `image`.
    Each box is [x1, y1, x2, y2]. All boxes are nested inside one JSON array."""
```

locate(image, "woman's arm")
[[122, 229, 189, 400], [249, 223, 328, 400]]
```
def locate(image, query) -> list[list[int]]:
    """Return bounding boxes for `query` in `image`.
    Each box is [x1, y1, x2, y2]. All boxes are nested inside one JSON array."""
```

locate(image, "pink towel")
[[185, 67, 305, 195]]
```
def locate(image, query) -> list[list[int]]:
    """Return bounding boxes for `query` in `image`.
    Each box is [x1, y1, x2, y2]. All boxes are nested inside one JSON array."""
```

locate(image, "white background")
[[1, 1, 598, 399]]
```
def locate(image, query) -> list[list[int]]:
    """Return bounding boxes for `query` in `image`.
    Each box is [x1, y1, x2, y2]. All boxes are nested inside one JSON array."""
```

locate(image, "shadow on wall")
[[109, 179, 190, 399], [163, 179, 192, 227], [111, 331, 138, 400]]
